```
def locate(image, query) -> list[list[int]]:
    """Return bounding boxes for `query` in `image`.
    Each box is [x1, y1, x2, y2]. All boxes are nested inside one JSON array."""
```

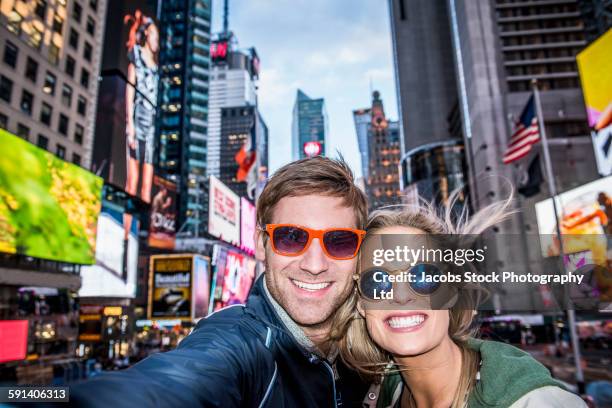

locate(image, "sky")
[[210, 0, 398, 178]]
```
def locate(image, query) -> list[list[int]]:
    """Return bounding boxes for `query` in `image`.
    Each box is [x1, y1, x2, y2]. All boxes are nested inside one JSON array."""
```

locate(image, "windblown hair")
[[330, 190, 515, 408], [124, 10, 155, 53]]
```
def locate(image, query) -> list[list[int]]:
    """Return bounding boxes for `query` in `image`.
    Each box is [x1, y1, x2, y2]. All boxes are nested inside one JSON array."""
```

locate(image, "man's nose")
[[299, 238, 329, 275]]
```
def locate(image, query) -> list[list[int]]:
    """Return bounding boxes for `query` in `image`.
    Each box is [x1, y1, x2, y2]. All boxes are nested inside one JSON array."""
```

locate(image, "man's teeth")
[[387, 315, 426, 329], [292, 280, 330, 291]]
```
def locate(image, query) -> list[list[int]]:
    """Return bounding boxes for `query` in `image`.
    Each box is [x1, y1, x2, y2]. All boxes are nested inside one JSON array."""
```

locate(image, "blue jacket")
[[70, 275, 369, 407]]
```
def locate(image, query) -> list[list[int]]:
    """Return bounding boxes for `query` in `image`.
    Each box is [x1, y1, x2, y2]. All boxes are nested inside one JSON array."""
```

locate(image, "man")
[[71, 157, 370, 407]]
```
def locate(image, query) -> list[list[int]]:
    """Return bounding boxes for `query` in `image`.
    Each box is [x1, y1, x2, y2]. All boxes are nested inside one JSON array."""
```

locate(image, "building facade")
[[291, 89, 328, 160], [157, 0, 212, 236], [353, 107, 371, 180], [0, 0, 107, 169]]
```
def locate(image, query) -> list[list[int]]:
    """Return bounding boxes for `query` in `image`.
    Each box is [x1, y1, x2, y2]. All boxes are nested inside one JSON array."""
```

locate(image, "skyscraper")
[[157, 0, 212, 236], [291, 89, 328, 160], [0, 0, 107, 169], [355, 91, 401, 210], [207, 34, 259, 179]]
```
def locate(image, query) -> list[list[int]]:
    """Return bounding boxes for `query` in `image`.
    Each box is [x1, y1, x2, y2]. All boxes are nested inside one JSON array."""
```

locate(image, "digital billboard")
[[79, 201, 139, 298], [148, 176, 177, 249], [149, 255, 192, 320], [535, 176, 611, 266], [240, 198, 256, 255], [208, 176, 240, 246], [577, 29, 612, 176], [0, 129, 103, 264], [212, 247, 256, 311], [192, 255, 211, 320]]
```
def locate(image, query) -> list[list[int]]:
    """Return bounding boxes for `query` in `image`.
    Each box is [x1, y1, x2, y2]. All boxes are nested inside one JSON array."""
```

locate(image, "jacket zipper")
[[322, 360, 338, 408]]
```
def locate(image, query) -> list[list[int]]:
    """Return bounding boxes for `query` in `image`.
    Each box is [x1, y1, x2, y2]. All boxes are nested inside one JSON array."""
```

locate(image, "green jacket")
[[377, 339, 566, 408]]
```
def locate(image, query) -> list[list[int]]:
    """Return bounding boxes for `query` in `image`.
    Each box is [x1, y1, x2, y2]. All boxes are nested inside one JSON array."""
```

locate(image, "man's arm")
[[70, 312, 255, 407]]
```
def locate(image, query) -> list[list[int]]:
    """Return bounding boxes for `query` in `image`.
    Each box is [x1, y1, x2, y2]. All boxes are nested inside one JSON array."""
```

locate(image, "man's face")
[[256, 195, 358, 329]]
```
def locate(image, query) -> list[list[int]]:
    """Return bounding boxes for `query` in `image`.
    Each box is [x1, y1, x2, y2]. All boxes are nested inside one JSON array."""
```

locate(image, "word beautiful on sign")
[[213, 186, 237, 225]]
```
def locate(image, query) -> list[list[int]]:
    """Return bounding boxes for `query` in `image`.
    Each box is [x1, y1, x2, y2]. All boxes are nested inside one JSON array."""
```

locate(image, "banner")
[[212, 247, 256, 311], [148, 176, 177, 249], [240, 198, 256, 255], [192, 256, 211, 320], [208, 176, 240, 245]]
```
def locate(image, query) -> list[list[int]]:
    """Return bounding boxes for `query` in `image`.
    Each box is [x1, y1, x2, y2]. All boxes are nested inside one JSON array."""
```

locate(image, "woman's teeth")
[[387, 315, 426, 329], [292, 280, 330, 291]]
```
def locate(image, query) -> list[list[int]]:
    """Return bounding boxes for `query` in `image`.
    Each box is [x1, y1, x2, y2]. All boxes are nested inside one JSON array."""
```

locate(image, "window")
[[0, 113, 7, 129], [25, 57, 38, 83], [69, 28, 79, 49], [61, 84, 72, 106], [3, 41, 18, 68], [56, 144, 66, 159], [53, 14, 64, 33], [7, 9, 23, 35], [83, 42, 92, 61], [77, 95, 87, 115], [72, 2, 82, 23], [65, 55, 75, 77], [35, 0, 47, 20], [37, 134, 49, 150], [17, 123, 30, 140], [40, 102, 52, 126], [72, 153, 81, 166], [86, 16, 95, 35], [43, 72, 56, 95], [58, 113, 69, 135], [80, 68, 89, 88], [89, 0, 98, 11], [74, 123, 84, 144], [0, 76, 13, 103], [20, 90, 34, 115], [28, 26, 43, 50], [49, 42, 60, 65]]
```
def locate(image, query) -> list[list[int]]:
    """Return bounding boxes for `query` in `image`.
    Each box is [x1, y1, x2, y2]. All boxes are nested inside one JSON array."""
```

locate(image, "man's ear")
[[255, 228, 266, 262]]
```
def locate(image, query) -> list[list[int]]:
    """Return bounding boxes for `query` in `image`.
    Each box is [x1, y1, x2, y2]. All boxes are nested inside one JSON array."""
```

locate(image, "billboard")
[[208, 176, 240, 245], [211, 40, 228, 62], [212, 247, 256, 311], [0, 129, 103, 264], [148, 176, 177, 249], [0, 320, 28, 363], [79, 201, 139, 298], [149, 254, 212, 321], [303, 141, 323, 157], [240, 198, 256, 255], [535, 176, 611, 265], [577, 29, 612, 176]]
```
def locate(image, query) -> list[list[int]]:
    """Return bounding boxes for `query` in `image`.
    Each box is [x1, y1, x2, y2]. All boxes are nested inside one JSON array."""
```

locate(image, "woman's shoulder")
[[509, 385, 587, 408]]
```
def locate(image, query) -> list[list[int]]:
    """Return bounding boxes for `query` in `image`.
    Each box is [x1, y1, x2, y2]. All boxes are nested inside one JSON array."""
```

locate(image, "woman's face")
[[358, 225, 451, 358], [146, 24, 159, 53]]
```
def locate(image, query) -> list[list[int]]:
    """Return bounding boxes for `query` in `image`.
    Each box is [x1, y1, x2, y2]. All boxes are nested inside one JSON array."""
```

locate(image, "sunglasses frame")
[[263, 223, 366, 260], [356, 263, 444, 301]]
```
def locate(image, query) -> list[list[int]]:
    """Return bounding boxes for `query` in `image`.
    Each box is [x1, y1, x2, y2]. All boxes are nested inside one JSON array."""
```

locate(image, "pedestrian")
[[71, 156, 370, 407]]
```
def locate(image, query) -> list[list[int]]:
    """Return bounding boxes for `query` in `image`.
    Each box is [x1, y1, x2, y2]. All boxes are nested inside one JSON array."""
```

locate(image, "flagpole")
[[532, 79, 585, 392]]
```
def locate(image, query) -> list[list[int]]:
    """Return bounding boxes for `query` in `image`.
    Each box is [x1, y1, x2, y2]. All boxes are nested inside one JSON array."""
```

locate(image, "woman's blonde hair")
[[330, 191, 515, 407]]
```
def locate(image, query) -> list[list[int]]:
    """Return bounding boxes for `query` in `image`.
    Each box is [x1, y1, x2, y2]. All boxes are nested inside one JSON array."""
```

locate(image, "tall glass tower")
[[157, 0, 211, 236], [291, 90, 328, 160]]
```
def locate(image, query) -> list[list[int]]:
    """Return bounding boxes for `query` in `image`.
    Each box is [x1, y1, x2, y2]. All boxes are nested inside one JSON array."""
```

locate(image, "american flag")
[[503, 94, 540, 164]]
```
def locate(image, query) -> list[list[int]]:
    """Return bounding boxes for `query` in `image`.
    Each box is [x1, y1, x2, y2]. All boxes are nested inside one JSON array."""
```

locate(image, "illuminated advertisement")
[[0, 320, 28, 363], [148, 176, 177, 249], [93, 0, 159, 203], [0, 129, 103, 264], [535, 176, 611, 266], [212, 247, 256, 311], [577, 29, 612, 176], [192, 256, 211, 320], [303, 141, 323, 157], [80, 201, 139, 298], [211, 40, 228, 61], [240, 198, 256, 255], [208, 176, 240, 245]]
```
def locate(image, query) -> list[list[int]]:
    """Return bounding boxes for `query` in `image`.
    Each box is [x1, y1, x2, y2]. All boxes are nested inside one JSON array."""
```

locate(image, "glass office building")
[[291, 89, 328, 160]]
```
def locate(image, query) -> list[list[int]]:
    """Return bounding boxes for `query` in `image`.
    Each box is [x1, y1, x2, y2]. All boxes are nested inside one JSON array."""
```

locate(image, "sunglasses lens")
[[360, 269, 392, 300], [323, 230, 360, 258], [272, 226, 309, 254], [410, 264, 441, 295]]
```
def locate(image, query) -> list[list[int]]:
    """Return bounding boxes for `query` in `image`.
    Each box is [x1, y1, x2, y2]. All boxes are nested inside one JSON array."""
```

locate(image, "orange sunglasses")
[[263, 224, 366, 260]]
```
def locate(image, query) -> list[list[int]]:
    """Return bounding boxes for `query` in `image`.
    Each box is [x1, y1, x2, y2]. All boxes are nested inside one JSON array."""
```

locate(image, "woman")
[[123, 10, 159, 240], [332, 196, 586, 408]]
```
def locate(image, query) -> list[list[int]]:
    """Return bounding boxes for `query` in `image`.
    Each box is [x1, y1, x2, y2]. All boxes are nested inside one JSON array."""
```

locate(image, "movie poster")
[[148, 176, 177, 249], [150, 256, 192, 319]]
